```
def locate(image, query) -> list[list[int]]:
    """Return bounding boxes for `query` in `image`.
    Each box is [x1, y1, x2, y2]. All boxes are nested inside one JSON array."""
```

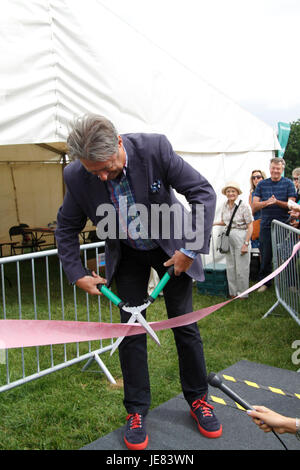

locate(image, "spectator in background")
[[248, 170, 266, 250], [289, 168, 300, 229], [252, 158, 296, 292], [214, 182, 253, 299], [292, 167, 300, 204], [248, 170, 267, 281]]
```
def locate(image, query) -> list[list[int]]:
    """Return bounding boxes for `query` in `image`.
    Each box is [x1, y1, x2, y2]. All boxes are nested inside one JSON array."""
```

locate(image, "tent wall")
[[0, 1, 280, 259], [177, 149, 274, 264], [0, 162, 63, 254], [1, 1, 280, 154]]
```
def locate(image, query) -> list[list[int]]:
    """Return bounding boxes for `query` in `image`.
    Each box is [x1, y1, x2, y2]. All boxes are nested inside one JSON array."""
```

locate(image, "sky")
[[100, 0, 300, 131]]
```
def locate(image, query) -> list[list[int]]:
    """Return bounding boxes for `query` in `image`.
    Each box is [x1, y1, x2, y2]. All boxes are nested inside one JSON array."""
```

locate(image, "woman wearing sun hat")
[[214, 182, 253, 298]]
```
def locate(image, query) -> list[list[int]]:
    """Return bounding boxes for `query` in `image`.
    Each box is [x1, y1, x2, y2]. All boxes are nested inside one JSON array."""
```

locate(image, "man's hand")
[[289, 208, 300, 217], [75, 271, 107, 295], [164, 250, 194, 276], [265, 195, 277, 206]]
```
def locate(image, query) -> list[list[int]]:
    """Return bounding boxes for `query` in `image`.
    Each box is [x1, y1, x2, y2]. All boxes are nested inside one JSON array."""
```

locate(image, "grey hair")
[[270, 157, 285, 168], [67, 114, 119, 161]]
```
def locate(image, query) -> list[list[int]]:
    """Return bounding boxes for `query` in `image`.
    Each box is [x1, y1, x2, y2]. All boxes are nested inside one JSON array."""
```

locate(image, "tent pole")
[[9, 163, 20, 224]]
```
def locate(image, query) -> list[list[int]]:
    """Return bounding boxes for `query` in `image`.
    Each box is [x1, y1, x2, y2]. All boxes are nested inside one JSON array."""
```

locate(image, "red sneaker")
[[124, 413, 148, 450], [190, 396, 222, 438]]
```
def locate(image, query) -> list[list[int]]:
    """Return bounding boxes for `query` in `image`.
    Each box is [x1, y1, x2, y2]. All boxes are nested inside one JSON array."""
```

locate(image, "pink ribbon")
[[1, 241, 299, 350]]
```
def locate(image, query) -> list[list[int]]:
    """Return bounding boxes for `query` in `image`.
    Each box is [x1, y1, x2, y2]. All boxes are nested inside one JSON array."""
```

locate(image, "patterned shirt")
[[221, 197, 253, 230], [254, 177, 296, 228], [106, 158, 157, 250], [106, 148, 197, 258]]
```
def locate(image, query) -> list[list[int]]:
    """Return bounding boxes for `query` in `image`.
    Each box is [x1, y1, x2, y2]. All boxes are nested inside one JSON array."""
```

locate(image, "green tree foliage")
[[283, 119, 300, 178]]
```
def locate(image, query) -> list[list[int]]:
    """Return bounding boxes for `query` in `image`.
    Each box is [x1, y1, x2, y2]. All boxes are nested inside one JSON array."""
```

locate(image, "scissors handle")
[[147, 266, 174, 302], [99, 284, 125, 308], [84, 268, 125, 308]]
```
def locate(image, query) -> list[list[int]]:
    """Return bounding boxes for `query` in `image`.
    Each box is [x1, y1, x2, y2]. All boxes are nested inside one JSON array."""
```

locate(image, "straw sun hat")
[[221, 181, 242, 195]]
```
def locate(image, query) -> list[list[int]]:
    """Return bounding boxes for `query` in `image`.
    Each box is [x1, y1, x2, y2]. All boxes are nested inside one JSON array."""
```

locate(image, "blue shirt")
[[254, 177, 296, 228]]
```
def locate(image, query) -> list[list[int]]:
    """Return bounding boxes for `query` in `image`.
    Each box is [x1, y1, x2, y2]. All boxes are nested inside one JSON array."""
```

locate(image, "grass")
[[0, 256, 299, 449]]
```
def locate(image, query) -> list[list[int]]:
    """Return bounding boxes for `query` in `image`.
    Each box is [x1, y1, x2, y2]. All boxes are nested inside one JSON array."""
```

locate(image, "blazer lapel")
[[124, 138, 149, 207]]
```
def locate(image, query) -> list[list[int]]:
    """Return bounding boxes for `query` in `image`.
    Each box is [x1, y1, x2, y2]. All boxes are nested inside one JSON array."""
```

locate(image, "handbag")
[[252, 218, 261, 240], [217, 201, 241, 254]]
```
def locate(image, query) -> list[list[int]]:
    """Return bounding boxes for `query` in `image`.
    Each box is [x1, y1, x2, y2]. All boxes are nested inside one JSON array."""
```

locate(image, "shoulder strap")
[[225, 200, 242, 236]]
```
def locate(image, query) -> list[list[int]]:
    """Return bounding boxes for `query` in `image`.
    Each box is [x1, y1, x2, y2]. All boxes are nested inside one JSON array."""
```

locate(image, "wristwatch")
[[296, 418, 300, 441], [244, 241, 249, 246]]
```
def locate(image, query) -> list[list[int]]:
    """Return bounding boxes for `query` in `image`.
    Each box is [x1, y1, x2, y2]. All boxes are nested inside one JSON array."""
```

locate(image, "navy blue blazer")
[[55, 133, 216, 285]]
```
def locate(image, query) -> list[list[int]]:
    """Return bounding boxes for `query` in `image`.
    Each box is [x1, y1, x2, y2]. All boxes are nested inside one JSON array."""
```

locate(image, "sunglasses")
[[252, 175, 262, 180]]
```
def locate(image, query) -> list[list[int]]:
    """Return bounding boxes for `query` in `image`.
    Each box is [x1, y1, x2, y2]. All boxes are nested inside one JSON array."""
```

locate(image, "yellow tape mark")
[[209, 395, 246, 411], [268, 387, 285, 395], [210, 395, 226, 405], [244, 380, 260, 388], [214, 375, 298, 400], [235, 402, 246, 411], [223, 374, 236, 382]]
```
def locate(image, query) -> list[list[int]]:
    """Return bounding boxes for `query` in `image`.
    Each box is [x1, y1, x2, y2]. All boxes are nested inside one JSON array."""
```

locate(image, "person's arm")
[[252, 195, 276, 212], [153, 135, 216, 275], [273, 196, 296, 210], [249, 191, 260, 215], [241, 221, 253, 254], [157, 135, 216, 255], [55, 166, 107, 292], [247, 406, 298, 435], [213, 221, 226, 226]]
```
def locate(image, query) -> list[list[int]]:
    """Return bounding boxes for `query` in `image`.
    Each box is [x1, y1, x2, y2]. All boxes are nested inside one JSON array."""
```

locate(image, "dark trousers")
[[258, 226, 273, 287], [114, 243, 208, 415]]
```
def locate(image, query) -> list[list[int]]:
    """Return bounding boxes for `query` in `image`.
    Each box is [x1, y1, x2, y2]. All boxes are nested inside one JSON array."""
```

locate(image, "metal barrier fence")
[[0, 242, 117, 393], [263, 220, 300, 325], [1, 223, 298, 393]]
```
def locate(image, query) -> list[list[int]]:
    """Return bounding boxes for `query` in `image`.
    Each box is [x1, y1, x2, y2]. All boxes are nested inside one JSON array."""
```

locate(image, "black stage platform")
[[81, 360, 300, 451]]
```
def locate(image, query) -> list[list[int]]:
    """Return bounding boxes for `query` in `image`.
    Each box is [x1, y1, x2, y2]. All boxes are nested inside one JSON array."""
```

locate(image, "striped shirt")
[[254, 177, 296, 228]]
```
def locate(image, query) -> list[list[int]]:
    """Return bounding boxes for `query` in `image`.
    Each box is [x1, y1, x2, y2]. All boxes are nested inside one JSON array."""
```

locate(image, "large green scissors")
[[94, 266, 174, 355]]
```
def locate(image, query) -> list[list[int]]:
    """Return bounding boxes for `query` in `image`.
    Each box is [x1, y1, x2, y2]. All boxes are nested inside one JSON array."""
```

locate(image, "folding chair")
[[9, 224, 45, 254]]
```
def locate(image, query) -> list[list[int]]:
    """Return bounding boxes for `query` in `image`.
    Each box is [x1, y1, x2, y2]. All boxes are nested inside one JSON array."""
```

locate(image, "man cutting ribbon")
[[55, 114, 221, 450]]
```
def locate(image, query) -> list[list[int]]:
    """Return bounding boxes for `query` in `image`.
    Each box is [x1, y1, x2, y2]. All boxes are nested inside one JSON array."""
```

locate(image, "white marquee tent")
[[0, 0, 280, 256]]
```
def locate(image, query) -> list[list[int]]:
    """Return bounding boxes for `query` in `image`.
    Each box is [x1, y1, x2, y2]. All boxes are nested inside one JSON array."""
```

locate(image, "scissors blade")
[[110, 306, 160, 355], [135, 312, 160, 346], [110, 314, 137, 356]]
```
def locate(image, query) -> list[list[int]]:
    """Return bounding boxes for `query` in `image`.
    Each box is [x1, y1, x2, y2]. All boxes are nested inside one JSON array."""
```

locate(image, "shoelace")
[[192, 398, 214, 417], [126, 413, 142, 429]]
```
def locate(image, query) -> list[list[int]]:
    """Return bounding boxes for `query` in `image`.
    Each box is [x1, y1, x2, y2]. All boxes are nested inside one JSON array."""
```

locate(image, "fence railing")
[[0, 242, 117, 393], [1, 222, 299, 393], [263, 220, 300, 325]]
